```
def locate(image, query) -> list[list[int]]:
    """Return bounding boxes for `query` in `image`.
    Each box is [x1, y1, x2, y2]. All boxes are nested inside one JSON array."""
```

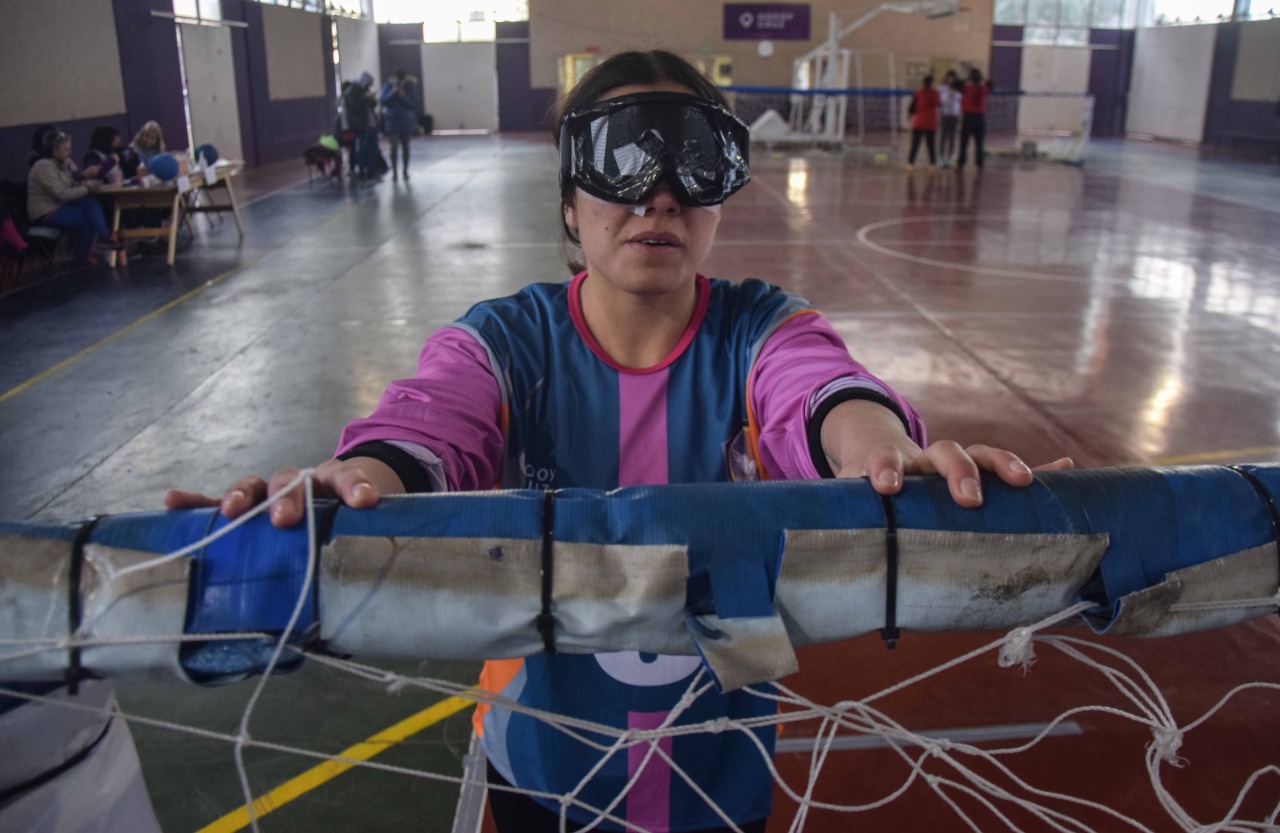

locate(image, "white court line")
[[775, 720, 1083, 753], [855, 216, 1110, 284]]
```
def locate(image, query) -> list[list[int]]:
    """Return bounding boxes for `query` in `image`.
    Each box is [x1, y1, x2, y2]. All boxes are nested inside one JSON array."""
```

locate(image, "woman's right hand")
[[164, 457, 405, 528]]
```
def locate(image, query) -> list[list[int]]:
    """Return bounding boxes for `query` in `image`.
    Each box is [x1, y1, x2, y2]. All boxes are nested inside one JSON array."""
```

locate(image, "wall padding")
[[263, 4, 326, 101], [336, 17, 380, 87], [1230, 18, 1280, 103], [0, 0, 127, 128], [1126, 24, 1216, 143]]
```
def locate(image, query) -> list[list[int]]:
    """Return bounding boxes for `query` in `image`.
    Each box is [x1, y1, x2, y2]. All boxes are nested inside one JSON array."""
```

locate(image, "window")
[[374, 0, 527, 29], [1149, 0, 1235, 23], [995, 0, 1243, 29], [173, 0, 221, 21]]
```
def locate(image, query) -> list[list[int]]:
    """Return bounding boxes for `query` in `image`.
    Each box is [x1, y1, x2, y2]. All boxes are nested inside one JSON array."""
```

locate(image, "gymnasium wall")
[[1202, 18, 1280, 158], [337, 17, 380, 87], [379, 24, 427, 121], [0, 0, 187, 185], [0, 0, 127, 129], [527, 0, 995, 91], [230, 0, 336, 167], [1, 0, 343, 184], [496, 21, 558, 133], [1125, 23, 1216, 143]]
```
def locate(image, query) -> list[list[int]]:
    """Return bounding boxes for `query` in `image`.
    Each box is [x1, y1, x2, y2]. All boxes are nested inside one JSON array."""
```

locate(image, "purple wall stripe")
[[496, 20, 557, 133], [1089, 29, 1134, 137]]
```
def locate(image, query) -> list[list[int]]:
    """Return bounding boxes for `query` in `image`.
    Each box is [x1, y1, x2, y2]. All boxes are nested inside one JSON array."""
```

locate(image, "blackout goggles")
[[559, 92, 751, 207]]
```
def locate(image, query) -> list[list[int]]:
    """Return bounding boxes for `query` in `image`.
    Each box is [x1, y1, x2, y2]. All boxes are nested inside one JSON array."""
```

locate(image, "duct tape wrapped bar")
[[1, 465, 1277, 692]]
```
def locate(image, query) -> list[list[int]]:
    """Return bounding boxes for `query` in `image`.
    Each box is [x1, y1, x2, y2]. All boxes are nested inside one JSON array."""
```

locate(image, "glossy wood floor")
[[1, 136, 1278, 832]]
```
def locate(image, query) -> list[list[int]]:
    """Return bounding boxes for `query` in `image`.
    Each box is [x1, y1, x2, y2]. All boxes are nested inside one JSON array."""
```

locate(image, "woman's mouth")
[[628, 232, 681, 248]]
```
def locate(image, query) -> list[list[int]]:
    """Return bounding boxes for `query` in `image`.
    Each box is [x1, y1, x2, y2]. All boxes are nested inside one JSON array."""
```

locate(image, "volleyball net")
[[2, 465, 1278, 831], [727, 86, 1095, 165]]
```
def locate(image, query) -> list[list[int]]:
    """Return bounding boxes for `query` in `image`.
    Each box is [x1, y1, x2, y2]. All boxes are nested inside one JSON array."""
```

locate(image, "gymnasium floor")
[[2, 135, 1278, 831]]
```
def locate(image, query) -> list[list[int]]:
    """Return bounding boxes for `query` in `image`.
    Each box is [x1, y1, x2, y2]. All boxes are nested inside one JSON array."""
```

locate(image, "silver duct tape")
[[79, 545, 192, 681], [0, 534, 72, 678], [776, 529, 1111, 644], [1107, 543, 1280, 636], [554, 541, 692, 655], [0, 538, 191, 681], [321, 536, 544, 659], [320, 536, 694, 658], [687, 613, 799, 692]]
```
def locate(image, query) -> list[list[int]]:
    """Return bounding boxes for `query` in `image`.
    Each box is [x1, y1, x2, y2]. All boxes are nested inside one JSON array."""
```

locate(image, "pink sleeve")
[[335, 327, 504, 491], [750, 312, 926, 480]]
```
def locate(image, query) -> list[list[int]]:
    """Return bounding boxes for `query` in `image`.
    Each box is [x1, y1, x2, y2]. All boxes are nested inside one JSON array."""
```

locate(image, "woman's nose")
[[642, 183, 682, 215]]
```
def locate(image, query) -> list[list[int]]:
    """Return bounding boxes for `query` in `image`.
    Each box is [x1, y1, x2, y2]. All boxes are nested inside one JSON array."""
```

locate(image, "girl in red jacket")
[[906, 75, 941, 170]]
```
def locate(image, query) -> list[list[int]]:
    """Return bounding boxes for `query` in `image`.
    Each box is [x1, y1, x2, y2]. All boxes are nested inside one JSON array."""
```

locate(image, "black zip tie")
[[67, 515, 104, 695], [1228, 466, 1280, 618], [536, 489, 558, 654], [879, 494, 901, 649]]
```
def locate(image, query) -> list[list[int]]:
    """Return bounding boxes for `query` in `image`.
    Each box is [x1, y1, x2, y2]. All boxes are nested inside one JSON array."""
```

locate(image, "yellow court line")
[[0, 175, 385, 407], [195, 695, 473, 833], [1151, 445, 1280, 466], [0, 273, 238, 406]]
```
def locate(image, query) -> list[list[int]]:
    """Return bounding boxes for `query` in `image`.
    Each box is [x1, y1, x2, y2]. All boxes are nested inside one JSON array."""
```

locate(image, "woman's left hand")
[[820, 399, 1073, 507], [855, 441, 1074, 507]]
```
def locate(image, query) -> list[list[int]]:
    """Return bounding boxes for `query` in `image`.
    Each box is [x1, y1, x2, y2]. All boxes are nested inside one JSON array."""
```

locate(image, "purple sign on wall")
[[724, 4, 811, 40]]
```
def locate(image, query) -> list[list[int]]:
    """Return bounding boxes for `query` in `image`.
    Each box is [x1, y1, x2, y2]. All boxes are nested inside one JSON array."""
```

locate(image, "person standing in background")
[[956, 68, 990, 172], [905, 75, 941, 171], [343, 72, 381, 180], [380, 69, 418, 181], [937, 70, 962, 168]]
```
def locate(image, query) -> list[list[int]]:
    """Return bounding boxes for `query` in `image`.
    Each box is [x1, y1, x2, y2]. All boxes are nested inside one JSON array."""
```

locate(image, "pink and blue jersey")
[[338, 272, 924, 831]]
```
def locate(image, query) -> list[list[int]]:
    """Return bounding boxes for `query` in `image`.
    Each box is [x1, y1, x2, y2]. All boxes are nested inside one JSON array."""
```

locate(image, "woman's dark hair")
[[89, 126, 121, 156], [968, 68, 983, 83], [29, 124, 59, 159], [923, 75, 934, 86], [550, 50, 727, 273]]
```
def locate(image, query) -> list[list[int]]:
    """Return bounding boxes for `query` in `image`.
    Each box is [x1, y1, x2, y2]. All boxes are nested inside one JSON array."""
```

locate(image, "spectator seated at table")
[[27, 130, 123, 265], [130, 121, 167, 169], [86, 126, 138, 184]]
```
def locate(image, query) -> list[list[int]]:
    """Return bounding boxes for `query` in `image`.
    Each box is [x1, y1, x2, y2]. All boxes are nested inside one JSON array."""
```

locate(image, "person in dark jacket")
[[956, 68, 992, 171], [380, 69, 418, 180], [343, 71, 381, 179], [85, 126, 138, 185]]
